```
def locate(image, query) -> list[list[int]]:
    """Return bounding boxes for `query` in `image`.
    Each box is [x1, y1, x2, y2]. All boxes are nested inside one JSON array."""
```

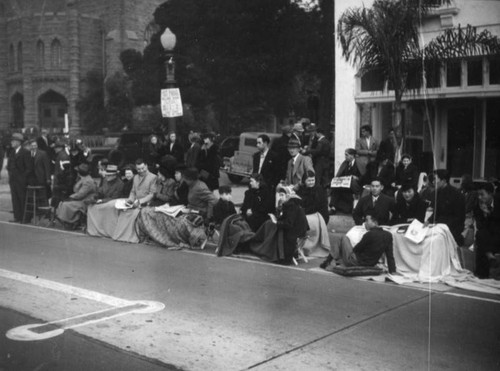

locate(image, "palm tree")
[[337, 0, 500, 139]]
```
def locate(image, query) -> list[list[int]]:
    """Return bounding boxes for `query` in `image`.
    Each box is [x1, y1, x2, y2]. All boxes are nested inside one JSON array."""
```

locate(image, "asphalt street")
[[0, 221, 499, 370]]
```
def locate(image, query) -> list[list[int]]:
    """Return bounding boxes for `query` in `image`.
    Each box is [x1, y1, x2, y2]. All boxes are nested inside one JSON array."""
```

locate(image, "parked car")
[[219, 136, 240, 158], [220, 132, 281, 183]]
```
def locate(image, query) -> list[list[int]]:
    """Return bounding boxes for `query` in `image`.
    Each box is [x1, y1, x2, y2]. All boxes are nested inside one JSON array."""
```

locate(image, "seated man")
[[428, 169, 466, 246], [87, 159, 157, 243], [392, 183, 428, 225], [329, 148, 362, 214], [352, 177, 395, 226], [322, 214, 396, 274], [473, 182, 500, 279], [87, 164, 123, 205]]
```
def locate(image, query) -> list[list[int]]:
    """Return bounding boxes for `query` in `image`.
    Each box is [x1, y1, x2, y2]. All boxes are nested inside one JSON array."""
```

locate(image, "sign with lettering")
[[161, 88, 183, 118], [330, 176, 352, 188]]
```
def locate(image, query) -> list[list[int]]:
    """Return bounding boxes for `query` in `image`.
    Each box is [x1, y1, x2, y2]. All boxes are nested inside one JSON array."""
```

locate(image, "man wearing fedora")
[[28, 139, 52, 199], [88, 164, 123, 205], [7, 133, 33, 223], [285, 139, 314, 189], [302, 124, 331, 189], [53, 138, 70, 185]]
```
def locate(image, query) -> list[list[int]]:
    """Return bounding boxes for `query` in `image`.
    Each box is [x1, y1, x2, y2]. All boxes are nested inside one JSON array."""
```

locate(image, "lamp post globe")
[[161, 28, 177, 132]]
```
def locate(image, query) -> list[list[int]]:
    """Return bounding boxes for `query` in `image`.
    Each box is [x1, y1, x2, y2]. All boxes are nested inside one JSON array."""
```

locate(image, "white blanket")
[[389, 223, 467, 283]]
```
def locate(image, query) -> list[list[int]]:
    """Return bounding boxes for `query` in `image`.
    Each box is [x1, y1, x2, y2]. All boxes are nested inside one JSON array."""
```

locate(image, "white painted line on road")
[[444, 292, 500, 304], [0, 220, 85, 236], [7, 301, 164, 341], [0, 268, 165, 341], [0, 268, 131, 307]]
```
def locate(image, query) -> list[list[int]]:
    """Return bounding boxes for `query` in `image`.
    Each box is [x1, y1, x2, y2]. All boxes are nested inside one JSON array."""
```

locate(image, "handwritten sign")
[[330, 176, 352, 188], [161, 88, 183, 118]]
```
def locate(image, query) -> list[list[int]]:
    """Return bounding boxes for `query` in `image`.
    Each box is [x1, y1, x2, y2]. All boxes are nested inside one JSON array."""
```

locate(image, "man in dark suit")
[[36, 129, 55, 174], [28, 139, 52, 199], [321, 213, 396, 273], [273, 121, 293, 183], [196, 133, 220, 191], [7, 133, 33, 222], [352, 177, 395, 226], [473, 182, 500, 279], [329, 148, 362, 214], [429, 169, 466, 246], [302, 124, 331, 189], [252, 134, 279, 189], [161, 131, 184, 165]]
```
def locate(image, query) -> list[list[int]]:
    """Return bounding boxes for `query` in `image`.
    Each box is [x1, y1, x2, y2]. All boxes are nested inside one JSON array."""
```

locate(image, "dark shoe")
[[320, 255, 334, 269]]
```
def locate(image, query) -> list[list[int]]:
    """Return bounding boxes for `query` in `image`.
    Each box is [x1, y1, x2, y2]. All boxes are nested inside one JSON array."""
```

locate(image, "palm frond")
[[422, 24, 500, 60]]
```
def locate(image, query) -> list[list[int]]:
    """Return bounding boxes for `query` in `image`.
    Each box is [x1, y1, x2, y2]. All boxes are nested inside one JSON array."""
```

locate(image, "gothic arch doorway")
[[11, 92, 24, 128], [38, 90, 68, 131]]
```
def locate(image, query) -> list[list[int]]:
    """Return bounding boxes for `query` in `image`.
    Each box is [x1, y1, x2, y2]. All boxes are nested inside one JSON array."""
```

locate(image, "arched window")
[[17, 42, 23, 72], [36, 40, 45, 69], [8, 44, 15, 72], [51, 39, 62, 69]]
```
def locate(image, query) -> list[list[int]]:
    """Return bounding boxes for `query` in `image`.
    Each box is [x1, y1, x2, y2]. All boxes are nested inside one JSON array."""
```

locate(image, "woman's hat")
[[76, 163, 89, 174], [158, 166, 172, 178], [400, 183, 415, 192], [287, 139, 301, 149], [105, 164, 118, 175], [52, 139, 68, 148], [11, 133, 24, 142], [306, 123, 318, 133], [183, 167, 199, 181], [276, 184, 301, 199], [292, 123, 304, 133]]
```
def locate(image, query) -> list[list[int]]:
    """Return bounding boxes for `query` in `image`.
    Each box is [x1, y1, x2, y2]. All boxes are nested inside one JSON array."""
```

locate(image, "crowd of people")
[[3, 121, 500, 279]]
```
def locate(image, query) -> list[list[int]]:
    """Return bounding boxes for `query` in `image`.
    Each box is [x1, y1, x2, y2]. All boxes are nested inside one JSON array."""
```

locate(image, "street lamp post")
[[160, 28, 177, 133]]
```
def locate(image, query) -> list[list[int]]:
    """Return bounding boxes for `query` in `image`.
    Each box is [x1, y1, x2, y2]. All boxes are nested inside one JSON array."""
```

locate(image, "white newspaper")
[[155, 204, 184, 218], [404, 219, 428, 244]]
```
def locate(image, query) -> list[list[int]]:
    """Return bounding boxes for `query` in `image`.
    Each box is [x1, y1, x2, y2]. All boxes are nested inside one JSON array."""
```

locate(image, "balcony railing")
[[424, 0, 450, 7]]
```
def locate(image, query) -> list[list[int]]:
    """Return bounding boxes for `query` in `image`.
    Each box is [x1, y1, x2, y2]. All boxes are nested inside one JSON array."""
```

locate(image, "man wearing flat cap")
[[285, 139, 314, 189], [7, 133, 33, 222], [329, 148, 362, 214]]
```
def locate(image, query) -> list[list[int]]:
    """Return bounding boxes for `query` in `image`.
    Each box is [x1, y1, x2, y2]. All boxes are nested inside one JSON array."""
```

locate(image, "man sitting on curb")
[[320, 213, 396, 274]]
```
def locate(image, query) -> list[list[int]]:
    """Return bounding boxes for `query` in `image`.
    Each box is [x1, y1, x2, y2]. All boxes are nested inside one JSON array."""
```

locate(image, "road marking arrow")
[[0, 268, 164, 341]]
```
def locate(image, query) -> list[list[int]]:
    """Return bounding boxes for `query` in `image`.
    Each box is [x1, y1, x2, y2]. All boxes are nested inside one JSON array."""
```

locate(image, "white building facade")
[[334, 0, 500, 182]]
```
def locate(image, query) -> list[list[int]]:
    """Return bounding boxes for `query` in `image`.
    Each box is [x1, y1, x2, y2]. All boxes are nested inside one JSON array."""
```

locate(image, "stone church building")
[[0, 0, 163, 133]]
